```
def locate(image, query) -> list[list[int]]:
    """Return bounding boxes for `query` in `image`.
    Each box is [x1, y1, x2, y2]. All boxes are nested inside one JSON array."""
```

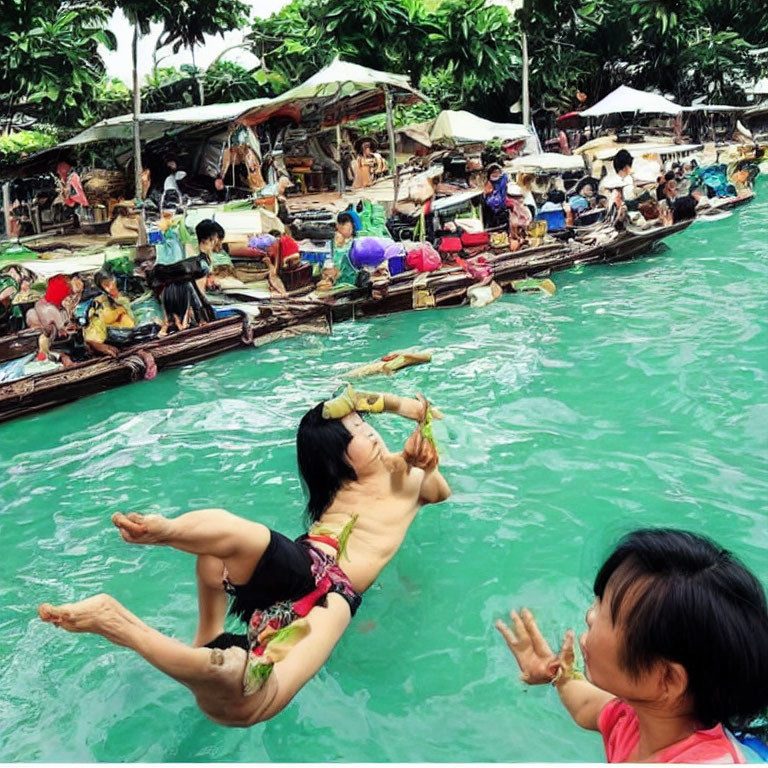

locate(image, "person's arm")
[[495, 608, 615, 733], [383, 393, 424, 420], [418, 466, 451, 504], [400, 424, 451, 504], [553, 672, 615, 731], [382, 393, 443, 421], [86, 340, 119, 358]]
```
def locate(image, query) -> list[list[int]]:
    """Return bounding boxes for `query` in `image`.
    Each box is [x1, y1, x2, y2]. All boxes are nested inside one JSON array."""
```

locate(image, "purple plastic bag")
[[349, 237, 395, 270], [249, 234, 276, 251]]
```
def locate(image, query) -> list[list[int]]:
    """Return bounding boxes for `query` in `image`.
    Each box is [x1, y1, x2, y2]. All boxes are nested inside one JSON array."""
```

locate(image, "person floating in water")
[[496, 528, 768, 763], [38, 391, 451, 727]]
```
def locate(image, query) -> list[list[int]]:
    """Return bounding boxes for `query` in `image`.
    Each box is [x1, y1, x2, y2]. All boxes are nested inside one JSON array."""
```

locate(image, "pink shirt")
[[598, 699, 746, 763]]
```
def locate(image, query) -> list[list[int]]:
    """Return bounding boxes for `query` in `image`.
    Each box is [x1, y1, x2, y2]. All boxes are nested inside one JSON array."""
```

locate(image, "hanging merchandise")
[[155, 227, 186, 265]]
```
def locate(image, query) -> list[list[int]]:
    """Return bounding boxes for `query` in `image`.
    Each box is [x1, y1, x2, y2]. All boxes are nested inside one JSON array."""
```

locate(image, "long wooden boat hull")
[[0, 307, 329, 424], [325, 221, 691, 320]]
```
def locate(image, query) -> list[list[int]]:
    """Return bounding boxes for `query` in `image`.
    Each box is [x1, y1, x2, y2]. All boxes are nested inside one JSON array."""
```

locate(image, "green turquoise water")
[[1, 186, 766, 762]]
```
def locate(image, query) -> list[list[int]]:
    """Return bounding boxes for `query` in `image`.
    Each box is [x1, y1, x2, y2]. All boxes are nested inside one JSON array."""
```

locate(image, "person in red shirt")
[[497, 529, 768, 763]]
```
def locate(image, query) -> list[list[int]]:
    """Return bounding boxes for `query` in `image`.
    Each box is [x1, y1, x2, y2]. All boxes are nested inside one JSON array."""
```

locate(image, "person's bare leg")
[[38, 594, 252, 726], [112, 509, 271, 583], [38, 594, 242, 688], [193, 555, 229, 647]]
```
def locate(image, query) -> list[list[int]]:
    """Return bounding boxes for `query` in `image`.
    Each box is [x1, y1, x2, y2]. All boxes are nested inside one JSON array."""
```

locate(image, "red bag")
[[406, 243, 442, 272], [460, 231, 490, 247], [438, 236, 463, 253]]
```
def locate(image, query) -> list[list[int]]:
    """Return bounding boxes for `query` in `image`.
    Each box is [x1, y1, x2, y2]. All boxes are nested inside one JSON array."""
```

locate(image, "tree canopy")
[[2, 0, 767, 136]]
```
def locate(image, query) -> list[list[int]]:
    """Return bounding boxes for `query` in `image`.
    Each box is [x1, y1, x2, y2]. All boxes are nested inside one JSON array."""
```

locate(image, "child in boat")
[[39, 391, 450, 727], [497, 528, 768, 763], [83, 269, 135, 358]]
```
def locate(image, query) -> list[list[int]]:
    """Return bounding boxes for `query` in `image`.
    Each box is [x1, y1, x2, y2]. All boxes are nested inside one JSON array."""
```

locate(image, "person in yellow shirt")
[[84, 269, 135, 358]]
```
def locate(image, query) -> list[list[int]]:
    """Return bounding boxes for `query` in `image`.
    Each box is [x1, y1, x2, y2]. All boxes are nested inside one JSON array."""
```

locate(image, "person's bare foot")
[[38, 594, 134, 645], [112, 512, 172, 545]]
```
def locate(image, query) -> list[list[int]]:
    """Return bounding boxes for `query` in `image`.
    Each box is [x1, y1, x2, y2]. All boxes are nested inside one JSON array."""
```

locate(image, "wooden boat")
[[0, 219, 691, 423], [0, 304, 330, 424], [314, 220, 692, 320]]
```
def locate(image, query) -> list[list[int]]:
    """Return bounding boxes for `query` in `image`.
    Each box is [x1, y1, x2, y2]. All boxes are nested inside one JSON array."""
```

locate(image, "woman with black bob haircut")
[[498, 528, 768, 762], [296, 402, 357, 525], [40, 390, 450, 727]]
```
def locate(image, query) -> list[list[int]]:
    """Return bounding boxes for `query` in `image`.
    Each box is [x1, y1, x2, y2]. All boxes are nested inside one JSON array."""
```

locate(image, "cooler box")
[[536, 209, 566, 231]]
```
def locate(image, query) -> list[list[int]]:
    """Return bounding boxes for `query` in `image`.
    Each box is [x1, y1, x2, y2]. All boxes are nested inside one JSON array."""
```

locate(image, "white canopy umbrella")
[[60, 98, 272, 146], [430, 110, 532, 145], [581, 85, 681, 117], [508, 152, 586, 174]]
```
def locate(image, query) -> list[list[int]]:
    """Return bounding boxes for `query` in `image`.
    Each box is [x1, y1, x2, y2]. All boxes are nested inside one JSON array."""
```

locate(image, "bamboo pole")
[[521, 32, 530, 128], [131, 22, 147, 246], [2, 182, 12, 239], [384, 85, 399, 204]]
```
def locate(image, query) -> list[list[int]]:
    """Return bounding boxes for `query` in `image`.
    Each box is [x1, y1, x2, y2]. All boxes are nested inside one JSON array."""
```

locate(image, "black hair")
[[337, 212, 355, 227], [576, 176, 599, 195], [664, 170, 676, 182], [672, 194, 697, 223], [593, 528, 768, 732], [486, 162, 503, 179], [93, 268, 114, 290], [212, 221, 225, 240], [296, 403, 357, 525], [547, 190, 566, 204], [613, 149, 634, 173], [195, 219, 219, 244]]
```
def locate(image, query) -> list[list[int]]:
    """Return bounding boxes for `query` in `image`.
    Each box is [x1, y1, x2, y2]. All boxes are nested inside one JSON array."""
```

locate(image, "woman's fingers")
[[521, 608, 553, 658], [495, 618, 519, 649], [559, 629, 575, 667]]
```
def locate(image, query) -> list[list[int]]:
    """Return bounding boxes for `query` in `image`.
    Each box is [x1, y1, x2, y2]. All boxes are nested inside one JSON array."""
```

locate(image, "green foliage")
[[0, 127, 59, 163], [0, 1, 116, 129]]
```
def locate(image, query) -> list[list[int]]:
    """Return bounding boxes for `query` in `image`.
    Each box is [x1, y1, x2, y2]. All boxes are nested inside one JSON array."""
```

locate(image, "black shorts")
[[226, 530, 317, 623], [204, 529, 363, 652]]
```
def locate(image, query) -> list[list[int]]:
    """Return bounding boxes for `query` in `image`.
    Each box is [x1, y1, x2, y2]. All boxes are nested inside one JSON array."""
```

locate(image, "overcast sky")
[[100, 0, 292, 83]]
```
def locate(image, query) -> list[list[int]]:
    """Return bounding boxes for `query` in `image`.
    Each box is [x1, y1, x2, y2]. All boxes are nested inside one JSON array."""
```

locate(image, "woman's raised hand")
[[495, 608, 561, 685], [402, 426, 439, 470]]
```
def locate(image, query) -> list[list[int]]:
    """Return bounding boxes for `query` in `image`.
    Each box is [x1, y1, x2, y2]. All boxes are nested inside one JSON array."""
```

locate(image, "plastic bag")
[[155, 228, 186, 265], [349, 237, 395, 270], [406, 243, 442, 272]]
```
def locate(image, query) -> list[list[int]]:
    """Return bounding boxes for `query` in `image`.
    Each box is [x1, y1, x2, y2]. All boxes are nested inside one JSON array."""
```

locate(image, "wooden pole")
[[521, 31, 530, 128], [131, 21, 147, 246], [336, 123, 346, 196], [2, 182, 12, 239], [384, 85, 399, 204]]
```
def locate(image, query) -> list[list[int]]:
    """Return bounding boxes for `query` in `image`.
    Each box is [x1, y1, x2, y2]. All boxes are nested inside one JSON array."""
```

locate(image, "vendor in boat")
[[26, 273, 84, 361], [54, 160, 89, 221], [195, 219, 223, 292], [39, 390, 451, 727], [154, 221, 217, 334], [334, 212, 357, 249], [353, 139, 387, 188], [507, 183, 533, 242], [83, 269, 136, 359], [0, 271, 21, 336], [482, 163, 510, 230], [567, 177, 598, 215], [599, 149, 636, 202]]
